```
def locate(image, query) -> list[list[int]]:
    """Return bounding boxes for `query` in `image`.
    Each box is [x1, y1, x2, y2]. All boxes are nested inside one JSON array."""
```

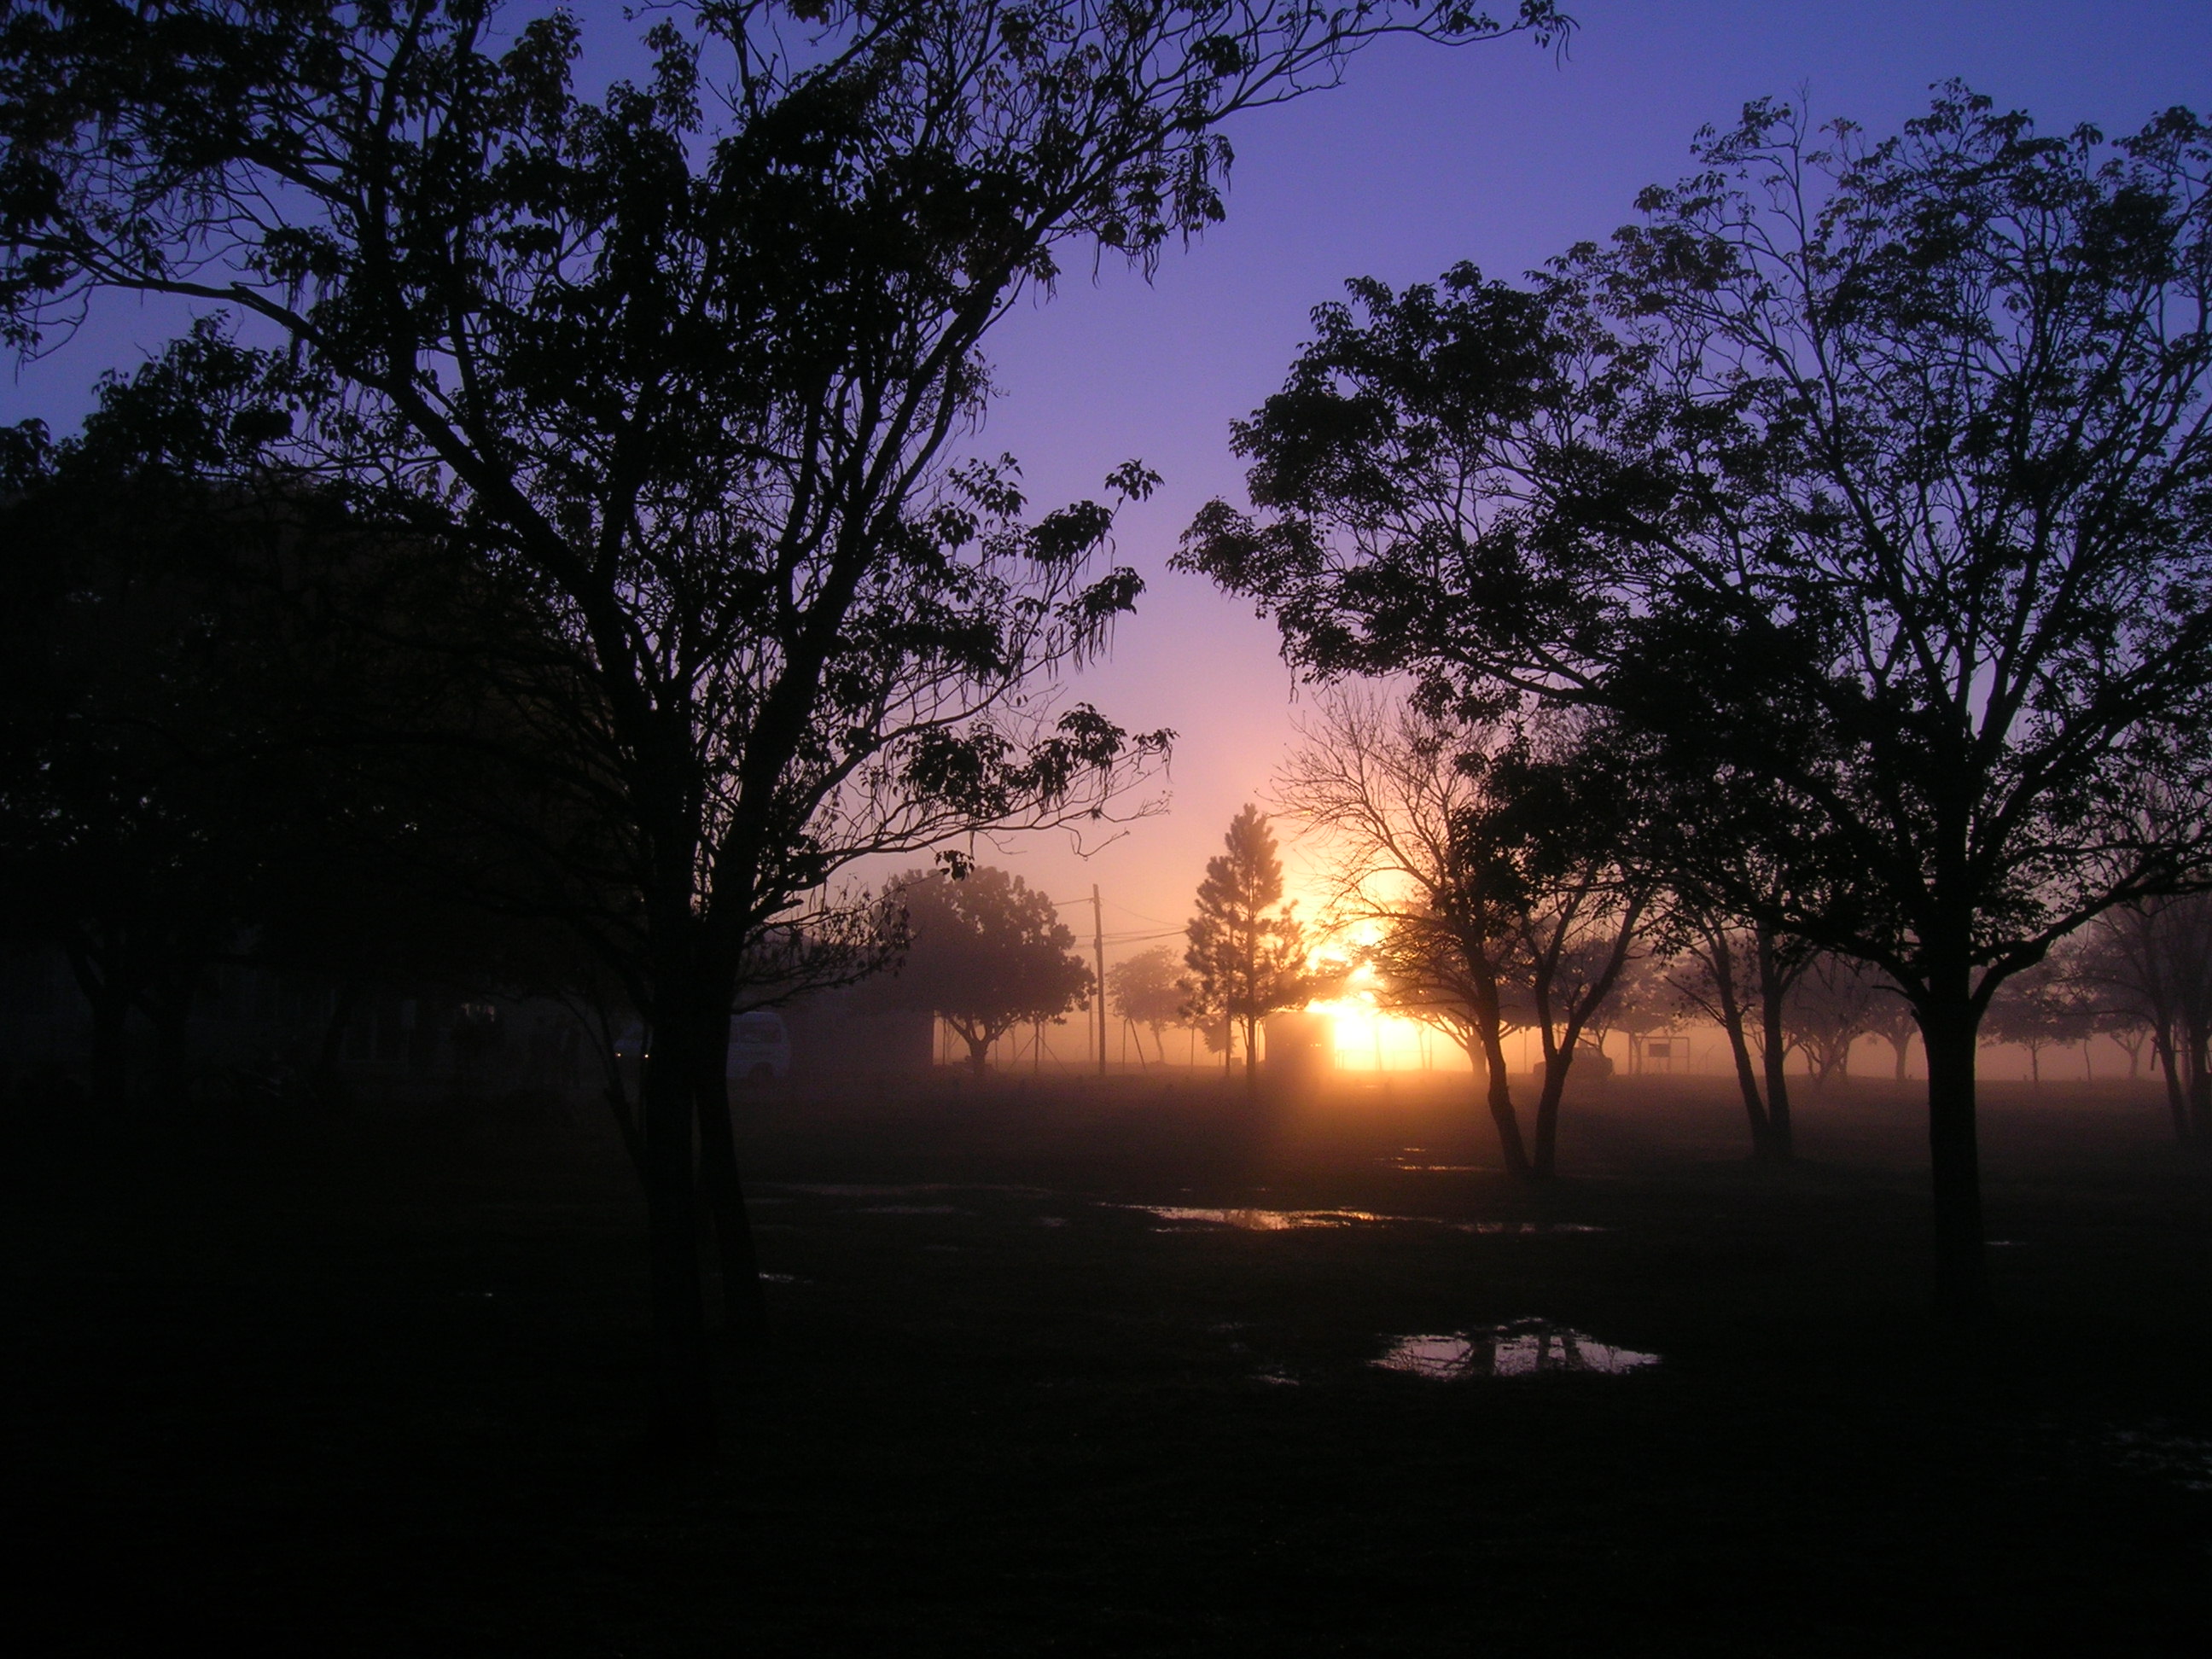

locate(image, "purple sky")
[[962, 0, 2212, 951], [6, 1, 2209, 962]]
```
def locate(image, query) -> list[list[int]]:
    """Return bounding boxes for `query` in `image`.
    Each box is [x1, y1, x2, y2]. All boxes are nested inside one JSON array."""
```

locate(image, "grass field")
[[7, 1070, 2210, 1655]]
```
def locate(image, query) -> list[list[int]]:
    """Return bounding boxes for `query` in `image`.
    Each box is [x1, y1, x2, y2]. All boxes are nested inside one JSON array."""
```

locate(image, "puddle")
[[1127, 1204, 1604, 1236], [1374, 1321, 1661, 1379], [1033, 1216, 1068, 1228], [1131, 1205, 1403, 1231], [1394, 1163, 1481, 1173], [1251, 1368, 1301, 1388], [856, 1204, 967, 1214], [768, 1183, 957, 1197], [760, 1272, 803, 1284]]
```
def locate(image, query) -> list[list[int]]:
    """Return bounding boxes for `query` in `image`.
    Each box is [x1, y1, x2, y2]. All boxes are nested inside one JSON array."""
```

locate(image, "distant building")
[[1264, 1010, 1334, 1082]]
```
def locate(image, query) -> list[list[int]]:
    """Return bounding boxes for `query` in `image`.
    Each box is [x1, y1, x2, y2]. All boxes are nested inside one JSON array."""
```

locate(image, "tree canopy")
[[0, 0, 1569, 1444], [1183, 87, 2212, 1308], [873, 864, 1090, 1074]]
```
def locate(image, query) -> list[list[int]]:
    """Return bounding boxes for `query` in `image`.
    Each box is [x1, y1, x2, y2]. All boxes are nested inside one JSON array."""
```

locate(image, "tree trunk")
[[1470, 1023, 1532, 1179], [1755, 928, 1796, 1161], [62, 934, 137, 1117], [148, 989, 191, 1109], [2187, 1021, 2212, 1142], [1919, 991, 1990, 1318], [1243, 1013, 1260, 1097], [1890, 1033, 1910, 1083], [2152, 1024, 2189, 1141], [639, 1001, 713, 1458], [88, 991, 133, 1116], [1526, 899, 1643, 1179], [1722, 1009, 1774, 1161], [1530, 1054, 1569, 1179], [691, 1026, 769, 1358], [1705, 931, 1774, 1161], [312, 981, 360, 1100]]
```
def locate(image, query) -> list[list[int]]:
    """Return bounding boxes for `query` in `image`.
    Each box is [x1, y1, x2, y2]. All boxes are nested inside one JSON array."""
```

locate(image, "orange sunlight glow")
[[1297, 915, 1468, 1073], [1301, 992, 1471, 1073]]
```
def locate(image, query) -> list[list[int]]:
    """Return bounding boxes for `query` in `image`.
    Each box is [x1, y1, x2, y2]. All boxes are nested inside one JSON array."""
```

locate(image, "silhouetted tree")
[[1789, 953, 1885, 1088], [1489, 736, 1650, 1172], [1181, 89, 2212, 1312], [2072, 895, 2212, 1138], [1185, 806, 1310, 1095], [1107, 944, 1186, 1067], [1593, 952, 1674, 1075], [1861, 992, 1919, 1084], [1982, 960, 2095, 1086], [0, 335, 337, 1112], [1660, 915, 1804, 1161], [0, 332, 620, 1117], [1277, 691, 1530, 1170], [869, 866, 1089, 1074], [0, 1, 1583, 1447], [1276, 693, 1643, 1174]]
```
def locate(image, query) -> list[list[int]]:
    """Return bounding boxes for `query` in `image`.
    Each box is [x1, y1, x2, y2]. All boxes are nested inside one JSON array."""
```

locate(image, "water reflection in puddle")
[[1129, 1205, 1604, 1236], [856, 1204, 967, 1214], [1375, 1322, 1660, 1379], [1131, 1206, 1400, 1230], [1394, 1163, 1481, 1173]]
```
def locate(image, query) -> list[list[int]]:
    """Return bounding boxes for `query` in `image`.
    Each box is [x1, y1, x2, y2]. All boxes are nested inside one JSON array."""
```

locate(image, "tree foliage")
[[870, 864, 1089, 1074], [2070, 894, 2212, 1136], [1183, 804, 1308, 1091], [0, 0, 1569, 1443], [1106, 943, 1187, 1063], [1182, 86, 2212, 1307], [1275, 690, 1642, 1176]]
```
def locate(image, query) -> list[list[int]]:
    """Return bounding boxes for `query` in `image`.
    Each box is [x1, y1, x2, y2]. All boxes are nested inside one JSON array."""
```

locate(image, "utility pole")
[[1092, 884, 1107, 1077]]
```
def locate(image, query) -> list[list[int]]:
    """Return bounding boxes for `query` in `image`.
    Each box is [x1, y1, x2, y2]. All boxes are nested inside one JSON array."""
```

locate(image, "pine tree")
[[1184, 806, 1310, 1094]]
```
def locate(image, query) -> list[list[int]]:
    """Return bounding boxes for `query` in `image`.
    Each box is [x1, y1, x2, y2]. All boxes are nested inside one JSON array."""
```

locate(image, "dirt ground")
[[6, 1068, 2209, 1655]]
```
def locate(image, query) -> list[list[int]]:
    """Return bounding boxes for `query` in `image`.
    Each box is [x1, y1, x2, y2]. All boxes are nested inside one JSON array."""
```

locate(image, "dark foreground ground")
[[6, 1068, 2211, 1656]]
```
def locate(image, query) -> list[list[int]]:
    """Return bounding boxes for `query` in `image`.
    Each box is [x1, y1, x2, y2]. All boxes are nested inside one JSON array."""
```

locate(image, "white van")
[[726, 1010, 790, 1083]]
